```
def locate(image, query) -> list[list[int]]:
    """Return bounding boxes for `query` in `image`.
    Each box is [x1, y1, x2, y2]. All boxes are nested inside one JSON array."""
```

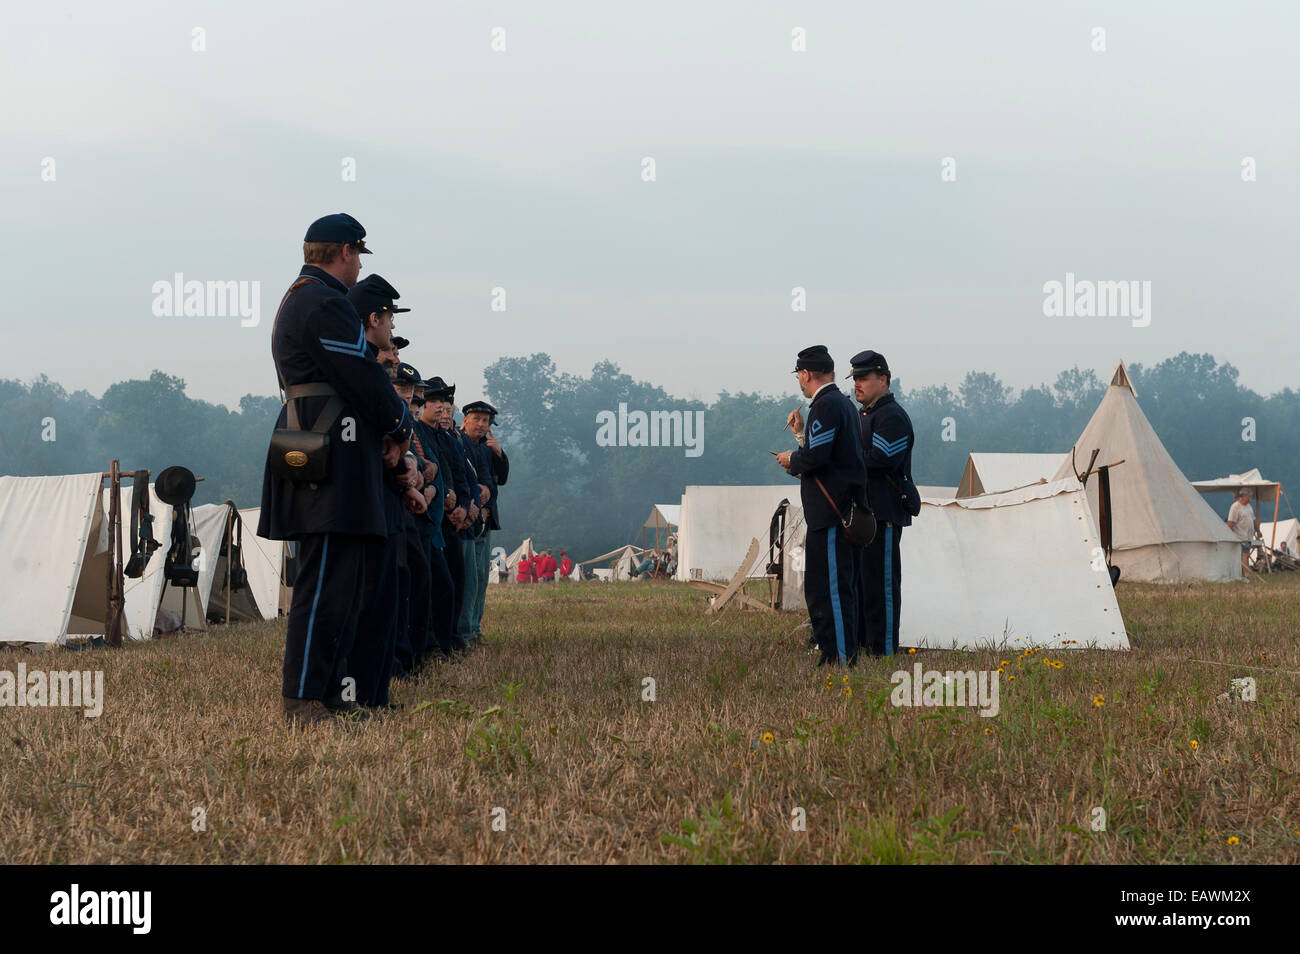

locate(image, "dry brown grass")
[[1, 574, 1297, 864]]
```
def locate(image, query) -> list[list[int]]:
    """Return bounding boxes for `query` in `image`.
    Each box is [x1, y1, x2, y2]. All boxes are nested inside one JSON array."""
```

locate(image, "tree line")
[[1, 353, 1295, 561]]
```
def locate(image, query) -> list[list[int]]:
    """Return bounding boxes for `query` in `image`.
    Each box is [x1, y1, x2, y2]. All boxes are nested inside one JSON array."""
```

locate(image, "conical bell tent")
[[1052, 361, 1241, 582]]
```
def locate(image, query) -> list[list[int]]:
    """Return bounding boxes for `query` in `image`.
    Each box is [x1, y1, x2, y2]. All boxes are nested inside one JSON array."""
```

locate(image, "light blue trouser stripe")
[[884, 526, 895, 656], [299, 534, 329, 696], [827, 526, 847, 665]]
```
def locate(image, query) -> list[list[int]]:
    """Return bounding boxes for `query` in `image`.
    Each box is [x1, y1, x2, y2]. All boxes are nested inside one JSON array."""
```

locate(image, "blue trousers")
[[804, 524, 860, 666], [456, 535, 487, 644], [348, 530, 400, 706], [282, 533, 367, 700]]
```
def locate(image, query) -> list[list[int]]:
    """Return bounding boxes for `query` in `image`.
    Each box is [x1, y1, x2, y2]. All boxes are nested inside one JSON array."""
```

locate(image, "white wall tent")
[[1051, 361, 1240, 582], [675, 485, 800, 582], [0, 473, 106, 644], [899, 480, 1128, 649], [956, 453, 1067, 498]]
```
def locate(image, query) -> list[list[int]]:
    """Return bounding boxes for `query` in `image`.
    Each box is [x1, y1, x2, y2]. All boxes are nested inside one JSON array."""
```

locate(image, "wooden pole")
[[225, 507, 233, 625], [105, 460, 120, 647], [1271, 484, 1281, 550]]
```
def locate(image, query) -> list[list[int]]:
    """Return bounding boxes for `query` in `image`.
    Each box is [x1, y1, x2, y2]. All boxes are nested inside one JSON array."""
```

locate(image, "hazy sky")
[[3, 0, 1296, 409]]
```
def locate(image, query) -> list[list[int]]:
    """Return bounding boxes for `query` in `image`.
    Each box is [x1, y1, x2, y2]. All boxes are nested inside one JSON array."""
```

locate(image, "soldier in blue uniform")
[[454, 407, 487, 648], [409, 375, 457, 662], [390, 362, 434, 680], [849, 351, 914, 657], [341, 277, 417, 711], [461, 400, 509, 642], [775, 346, 867, 667], [258, 214, 412, 725], [423, 377, 474, 652]]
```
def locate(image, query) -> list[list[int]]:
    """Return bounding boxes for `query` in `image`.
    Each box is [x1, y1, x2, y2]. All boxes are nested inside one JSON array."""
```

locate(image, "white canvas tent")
[[779, 479, 1129, 649], [640, 504, 680, 550], [901, 480, 1128, 649], [956, 453, 1067, 498], [0, 473, 107, 645], [500, 537, 534, 583], [1259, 519, 1298, 555], [1051, 361, 1240, 582], [675, 485, 800, 582], [580, 544, 644, 581]]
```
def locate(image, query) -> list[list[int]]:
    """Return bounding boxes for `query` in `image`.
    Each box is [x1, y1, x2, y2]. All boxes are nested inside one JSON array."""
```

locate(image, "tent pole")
[[1271, 485, 1281, 550], [105, 460, 123, 647], [225, 508, 233, 625]]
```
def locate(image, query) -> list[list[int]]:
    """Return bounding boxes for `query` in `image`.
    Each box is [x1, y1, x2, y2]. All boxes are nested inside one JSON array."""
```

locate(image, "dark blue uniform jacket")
[[787, 383, 868, 532], [859, 391, 915, 527], [258, 265, 412, 541]]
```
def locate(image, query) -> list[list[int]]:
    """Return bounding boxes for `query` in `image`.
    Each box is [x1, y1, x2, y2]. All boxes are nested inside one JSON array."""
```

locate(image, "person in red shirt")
[[529, 552, 539, 583], [537, 550, 557, 582], [515, 553, 532, 583], [559, 550, 574, 581]]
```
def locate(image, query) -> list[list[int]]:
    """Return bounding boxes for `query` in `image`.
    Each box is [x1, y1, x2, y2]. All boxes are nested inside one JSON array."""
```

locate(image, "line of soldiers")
[[260, 214, 508, 725], [776, 345, 916, 666]]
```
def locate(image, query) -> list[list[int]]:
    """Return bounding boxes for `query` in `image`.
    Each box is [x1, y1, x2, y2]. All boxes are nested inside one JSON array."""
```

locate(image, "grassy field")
[[2, 575, 1298, 864]]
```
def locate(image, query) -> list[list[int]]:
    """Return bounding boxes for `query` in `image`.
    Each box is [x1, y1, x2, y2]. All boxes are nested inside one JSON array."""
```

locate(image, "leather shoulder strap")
[[270, 275, 325, 395]]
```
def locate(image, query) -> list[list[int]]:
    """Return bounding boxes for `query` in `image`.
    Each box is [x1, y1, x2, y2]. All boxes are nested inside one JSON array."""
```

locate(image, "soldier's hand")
[[478, 483, 490, 505], [423, 461, 437, 483], [382, 436, 402, 468], [775, 450, 793, 471], [486, 431, 501, 455], [423, 486, 437, 507], [451, 505, 467, 526], [786, 408, 804, 436], [468, 502, 480, 522], [403, 488, 428, 514], [446, 490, 458, 510], [401, 456, 420, 489]]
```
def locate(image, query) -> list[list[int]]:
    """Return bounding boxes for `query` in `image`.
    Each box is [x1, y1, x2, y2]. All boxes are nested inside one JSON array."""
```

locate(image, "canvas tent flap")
[[579, 544, 644, 566], [240, 509, 287, 620], [1190, 468, 1281, 504], [0, 474, 104, 644], [1051, 360, 1239, 582]]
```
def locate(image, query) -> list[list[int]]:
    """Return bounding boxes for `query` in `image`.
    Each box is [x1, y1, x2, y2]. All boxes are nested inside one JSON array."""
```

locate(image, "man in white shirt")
[[1227, 490, 1257, 576]]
